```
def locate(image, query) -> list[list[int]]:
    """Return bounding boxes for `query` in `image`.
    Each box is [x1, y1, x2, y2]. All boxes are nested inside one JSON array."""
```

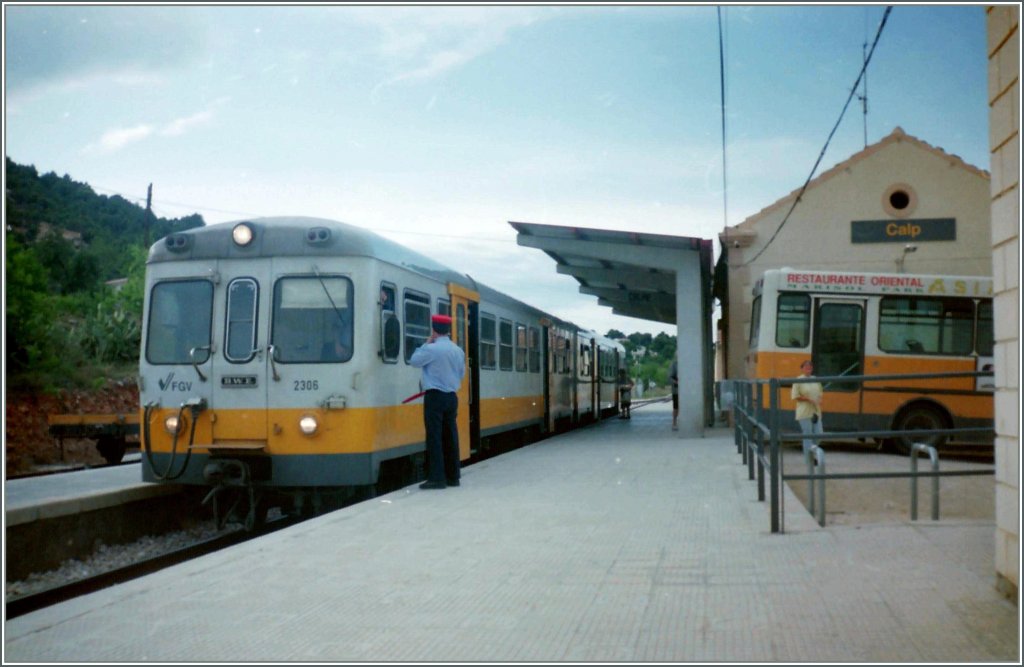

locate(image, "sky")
[[3, 3, 994, 337]]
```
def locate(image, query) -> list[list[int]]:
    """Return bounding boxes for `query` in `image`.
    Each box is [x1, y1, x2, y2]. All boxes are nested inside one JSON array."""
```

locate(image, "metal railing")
[[732, 370, 995, 533]]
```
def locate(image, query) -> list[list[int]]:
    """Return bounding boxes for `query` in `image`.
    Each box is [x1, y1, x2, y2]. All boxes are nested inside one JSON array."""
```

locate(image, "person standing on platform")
[[791, 359, 824, 457], [669, 359, 679, 431], [618, 369, 634, 419], [409, 314, 465, 489]]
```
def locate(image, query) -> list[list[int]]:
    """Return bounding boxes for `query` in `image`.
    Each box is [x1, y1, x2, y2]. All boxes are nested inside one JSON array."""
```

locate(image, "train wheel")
[[892, 405, 948, 456]]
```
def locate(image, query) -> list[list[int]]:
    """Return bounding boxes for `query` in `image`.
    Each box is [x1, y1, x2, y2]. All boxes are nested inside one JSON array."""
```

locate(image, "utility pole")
[[144, 183, 153, 248]]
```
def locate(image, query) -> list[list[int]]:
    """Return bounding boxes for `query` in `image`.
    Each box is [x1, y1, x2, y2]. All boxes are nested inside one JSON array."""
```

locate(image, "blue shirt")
[[409, 335, 466, 393]]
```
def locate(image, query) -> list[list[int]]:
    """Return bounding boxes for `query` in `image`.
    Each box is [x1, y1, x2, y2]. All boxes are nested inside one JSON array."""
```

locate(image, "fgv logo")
[[158, 372, 193, 392]]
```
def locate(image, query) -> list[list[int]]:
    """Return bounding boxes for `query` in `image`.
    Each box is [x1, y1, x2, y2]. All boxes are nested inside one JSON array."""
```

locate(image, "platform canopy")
[[508, 221, 713, 325]]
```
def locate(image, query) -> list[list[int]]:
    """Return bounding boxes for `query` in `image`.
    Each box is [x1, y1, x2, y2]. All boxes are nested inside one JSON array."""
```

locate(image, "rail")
[[731, 370, 995, 533]]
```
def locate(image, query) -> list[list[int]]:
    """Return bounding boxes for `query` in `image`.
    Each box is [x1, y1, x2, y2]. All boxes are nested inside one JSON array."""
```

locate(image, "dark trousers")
[[423, 390, 460, 484]]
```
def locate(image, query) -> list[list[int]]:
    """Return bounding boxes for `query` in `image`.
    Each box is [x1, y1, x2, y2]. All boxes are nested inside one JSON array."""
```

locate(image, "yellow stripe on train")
[[142, 394, 546, 456]]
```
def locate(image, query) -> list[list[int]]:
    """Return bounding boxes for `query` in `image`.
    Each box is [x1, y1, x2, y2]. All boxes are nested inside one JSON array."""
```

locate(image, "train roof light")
[[165, 234, 193, 252], [232, 223, 255, 247], [306, 226, 332, 245]]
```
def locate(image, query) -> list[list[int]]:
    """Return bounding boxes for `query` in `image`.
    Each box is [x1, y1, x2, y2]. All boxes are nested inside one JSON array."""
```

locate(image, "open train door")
[[448, 283, 480, 461]]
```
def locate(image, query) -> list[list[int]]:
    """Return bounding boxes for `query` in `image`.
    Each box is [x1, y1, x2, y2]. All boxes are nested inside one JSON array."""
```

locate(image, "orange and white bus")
[[746, 268, 993, 453]]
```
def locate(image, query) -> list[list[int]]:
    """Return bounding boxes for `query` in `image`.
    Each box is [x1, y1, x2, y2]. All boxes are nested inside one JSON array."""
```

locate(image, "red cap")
[[431, 314, 453, 325]]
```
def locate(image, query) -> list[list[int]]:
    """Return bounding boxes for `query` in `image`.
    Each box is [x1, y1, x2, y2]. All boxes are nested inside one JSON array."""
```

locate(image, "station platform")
[[5, 458, 177, 528], [4, 403, 1018, 662]]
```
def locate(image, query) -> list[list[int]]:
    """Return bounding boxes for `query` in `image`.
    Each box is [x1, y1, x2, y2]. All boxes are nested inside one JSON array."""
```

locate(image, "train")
[[139, 216, 626, 527]]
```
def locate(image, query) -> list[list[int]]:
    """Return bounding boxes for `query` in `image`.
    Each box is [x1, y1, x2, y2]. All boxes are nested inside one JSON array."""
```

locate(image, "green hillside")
[[4, 158, 205, 389]]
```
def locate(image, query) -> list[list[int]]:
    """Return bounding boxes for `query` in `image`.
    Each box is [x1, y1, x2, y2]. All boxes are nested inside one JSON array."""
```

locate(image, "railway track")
[[5, 514, 300, 620]]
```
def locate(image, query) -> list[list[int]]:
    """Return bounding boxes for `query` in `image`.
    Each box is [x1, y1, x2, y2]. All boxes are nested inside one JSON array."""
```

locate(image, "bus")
[[746, 268, 994, 453]]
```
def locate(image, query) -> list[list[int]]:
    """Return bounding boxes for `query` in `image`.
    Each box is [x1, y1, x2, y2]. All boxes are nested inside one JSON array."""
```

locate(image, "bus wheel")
[[892, 405, 948, 456]]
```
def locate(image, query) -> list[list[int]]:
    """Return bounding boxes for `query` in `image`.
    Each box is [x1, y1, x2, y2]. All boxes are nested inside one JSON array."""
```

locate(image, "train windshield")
[[272, 276, 354, 363], [146, 280, 214, 365]]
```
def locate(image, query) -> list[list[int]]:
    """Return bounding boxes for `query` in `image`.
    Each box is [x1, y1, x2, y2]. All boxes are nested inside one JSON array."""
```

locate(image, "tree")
[[606, 329, 625, 339]]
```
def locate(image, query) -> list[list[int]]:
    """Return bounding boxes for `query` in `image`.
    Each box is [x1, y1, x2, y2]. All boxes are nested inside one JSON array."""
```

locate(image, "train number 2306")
[[293, 379, 320, 391]]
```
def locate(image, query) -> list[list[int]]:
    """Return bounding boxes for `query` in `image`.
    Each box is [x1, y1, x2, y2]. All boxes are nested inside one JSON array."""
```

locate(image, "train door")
[[209, 264, 272, 446], [448, 283, 480, 461]]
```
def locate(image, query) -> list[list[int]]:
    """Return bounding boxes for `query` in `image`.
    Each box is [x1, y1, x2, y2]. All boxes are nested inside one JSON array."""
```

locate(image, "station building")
[[715, 126, 992, 383]]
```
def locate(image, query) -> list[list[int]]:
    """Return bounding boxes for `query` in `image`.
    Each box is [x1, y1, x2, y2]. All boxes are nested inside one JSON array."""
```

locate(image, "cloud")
[[4, 6, 208, 100], [85, 124, 155, 154], [358, 6, 547, 101], [83, 100, 226, 153], [160, 110, 215, 137]]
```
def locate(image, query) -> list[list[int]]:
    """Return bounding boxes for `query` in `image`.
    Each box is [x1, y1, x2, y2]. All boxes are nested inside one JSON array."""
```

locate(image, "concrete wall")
[[723, 133, 992, 381], [987, 3, 1019, 601]]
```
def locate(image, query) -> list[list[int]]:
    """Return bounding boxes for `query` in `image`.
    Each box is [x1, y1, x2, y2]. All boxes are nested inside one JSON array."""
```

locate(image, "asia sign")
[[850, 218, 956, 243]]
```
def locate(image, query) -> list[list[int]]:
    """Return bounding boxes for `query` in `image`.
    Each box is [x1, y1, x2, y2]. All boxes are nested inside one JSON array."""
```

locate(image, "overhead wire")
[[741, 5, 893, 267]]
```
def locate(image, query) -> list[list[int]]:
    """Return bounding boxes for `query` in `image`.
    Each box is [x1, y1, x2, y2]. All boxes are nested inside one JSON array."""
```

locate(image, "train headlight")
[[299, 415, 319, 435], [232, 223, 254, 247], [164, 415, 181, 435]]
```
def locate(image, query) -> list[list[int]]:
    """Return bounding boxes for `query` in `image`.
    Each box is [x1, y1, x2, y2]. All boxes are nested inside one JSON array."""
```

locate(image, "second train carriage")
[[139, 217, 625, 524]]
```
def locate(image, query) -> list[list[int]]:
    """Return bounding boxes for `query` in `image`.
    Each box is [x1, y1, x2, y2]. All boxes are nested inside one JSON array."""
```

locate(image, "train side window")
[[380, 283, 399, 363], [499, 318, 513, 371], [529, 326, 541, 373], [404, 290, 431, 362], [225, 278, 259, 363], [437, 299, 450, 318], [456, 304, 466, 352], [515, 322, 528, 372], [775, 293, 810, 348], [480, 312, 497, 369], [380, 284, 396, 313], [146, 279, 214, 365]]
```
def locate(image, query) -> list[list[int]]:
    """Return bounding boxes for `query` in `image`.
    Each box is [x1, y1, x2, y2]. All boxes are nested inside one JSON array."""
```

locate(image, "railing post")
[[769, 379, 781, 534], [805, 446, 816, 512], [910, 443, 940, 521], [810, 445, 826, 527]]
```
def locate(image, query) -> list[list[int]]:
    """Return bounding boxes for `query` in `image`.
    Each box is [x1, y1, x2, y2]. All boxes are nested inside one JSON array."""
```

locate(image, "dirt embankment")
[[5, 379, 139, 477]]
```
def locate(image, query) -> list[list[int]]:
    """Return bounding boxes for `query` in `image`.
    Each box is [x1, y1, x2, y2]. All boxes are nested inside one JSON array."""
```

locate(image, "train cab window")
[[515, 323, 528, 372], [499, 318, 514, 371], [404, 290, 431, 362], [480, 313, 497, 369], [146, 279, 214, 365], [271, 276, 353, 363], [776, 293, 810, 348], [529, 326, 541, 373], [225, 278, 259, 363]]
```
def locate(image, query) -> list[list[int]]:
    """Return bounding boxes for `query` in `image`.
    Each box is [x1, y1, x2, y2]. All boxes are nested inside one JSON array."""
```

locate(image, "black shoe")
[[446, 479, 460, 487], [419, 481, 446, 490]]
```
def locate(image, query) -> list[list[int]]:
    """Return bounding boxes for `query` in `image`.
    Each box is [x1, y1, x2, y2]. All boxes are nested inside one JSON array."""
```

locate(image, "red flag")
[[402, 391, 426, 404]]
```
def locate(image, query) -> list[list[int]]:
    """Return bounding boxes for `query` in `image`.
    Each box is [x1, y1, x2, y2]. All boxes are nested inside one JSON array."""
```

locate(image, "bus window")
[[776, 293, 810, 348], [976, 301, 994, 356], [879, 296, 973, 355], [815, 301, 863, 391], [748, 296, 762, 348]]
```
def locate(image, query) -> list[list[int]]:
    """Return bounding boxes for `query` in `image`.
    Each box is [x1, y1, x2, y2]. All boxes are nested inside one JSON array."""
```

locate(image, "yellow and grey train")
[[139, 217, 625, 525]]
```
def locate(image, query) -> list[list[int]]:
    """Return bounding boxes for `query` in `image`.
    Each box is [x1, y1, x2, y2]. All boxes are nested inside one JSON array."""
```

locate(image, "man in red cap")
[[409, 313, 466, 489]]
